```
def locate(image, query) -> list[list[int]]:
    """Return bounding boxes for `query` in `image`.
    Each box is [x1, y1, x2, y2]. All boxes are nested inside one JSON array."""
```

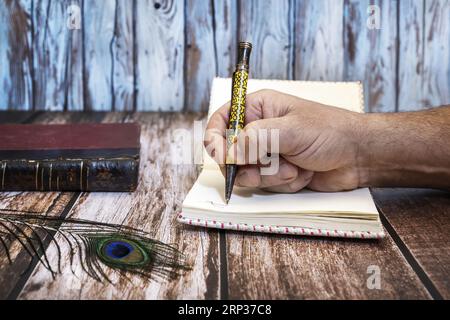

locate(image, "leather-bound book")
[[0, 123, 140, 192]]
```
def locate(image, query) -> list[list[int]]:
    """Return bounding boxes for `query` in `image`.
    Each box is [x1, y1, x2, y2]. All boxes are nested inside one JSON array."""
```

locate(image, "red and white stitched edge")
[[177, 214, 385, 240]]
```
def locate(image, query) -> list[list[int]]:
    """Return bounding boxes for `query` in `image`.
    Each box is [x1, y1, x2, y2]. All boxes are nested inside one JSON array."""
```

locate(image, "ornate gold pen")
[[225, 42, 252, 204]]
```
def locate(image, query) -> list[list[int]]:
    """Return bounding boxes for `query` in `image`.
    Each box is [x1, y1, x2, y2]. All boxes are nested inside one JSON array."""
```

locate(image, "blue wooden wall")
[[0, 0, 449, 112]]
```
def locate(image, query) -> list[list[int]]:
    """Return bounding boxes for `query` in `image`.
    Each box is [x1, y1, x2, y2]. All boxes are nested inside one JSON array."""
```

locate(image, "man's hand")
[[204, 89, 450, 192], [204, 89, 364, 192]]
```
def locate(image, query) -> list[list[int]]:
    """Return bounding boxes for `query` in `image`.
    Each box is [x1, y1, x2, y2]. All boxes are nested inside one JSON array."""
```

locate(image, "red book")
[[0, 123, 140, 192]]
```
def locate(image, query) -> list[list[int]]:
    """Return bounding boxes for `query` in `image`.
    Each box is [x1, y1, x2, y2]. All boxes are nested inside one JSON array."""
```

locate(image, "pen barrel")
[[226, 43, 251, 163], [227, 69, 249, 153]]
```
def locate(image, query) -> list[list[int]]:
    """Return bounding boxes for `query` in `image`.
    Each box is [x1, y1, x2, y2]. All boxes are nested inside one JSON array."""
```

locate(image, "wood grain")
[[0, 0, 33, 110], [65, 0, 84, 111], [226, 231, 430, 299], [398, 0, 450, 111], [239, 0, 293, 79], [83, 0, 134, 111], [422, 0, 450, 108], [112, 0, 135, 111], [213, 0, 237, 77], [1, 1, 450, 111], [83, 0, 116, 111], [185, 0, 217, 112], [372, 188, 450, 299], [397, 0, 425, 111], [19, 113, 221, 300], [135, 0, 185, 111], [33, 0, 83, 111], [344, 0, 398, 112], [295, 0, 344, 82]]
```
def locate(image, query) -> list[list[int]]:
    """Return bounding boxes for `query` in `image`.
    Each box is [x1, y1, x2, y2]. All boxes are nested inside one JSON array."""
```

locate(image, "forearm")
[[356, 106, 450, 189]]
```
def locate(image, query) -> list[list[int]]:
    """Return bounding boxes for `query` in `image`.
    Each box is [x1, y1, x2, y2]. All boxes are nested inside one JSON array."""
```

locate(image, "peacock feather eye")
[[97, 238, 150, 267]]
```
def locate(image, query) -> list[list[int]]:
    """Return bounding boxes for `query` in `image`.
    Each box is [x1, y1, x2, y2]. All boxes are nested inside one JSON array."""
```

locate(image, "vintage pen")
[[225, 42, 252, 204]]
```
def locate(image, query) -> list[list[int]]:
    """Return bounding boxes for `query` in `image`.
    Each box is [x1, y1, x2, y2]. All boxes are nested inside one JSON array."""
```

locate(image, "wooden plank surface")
[[421, 0, 450, 108], [213, 0, 237, 77], [185, 0, 217, 112], [112, 0, 135, 111], [294, 0, 344, 82], [372, 188, 450, 299], [135, 0, 185, 111], [83, 0, 116, 111], [19, 113, 221, 300], [33, 0, 83, 111], [397, 0, 450, 111], [1, 1, 450, 112], [83, 0, 134, 111], [65, 0, 83, 111], [239, 0, 293, 79], [397, 0, 425, 111], [226, 227, 429, 299], [0, 0, 33, 110], [344, 0, 398, 112]]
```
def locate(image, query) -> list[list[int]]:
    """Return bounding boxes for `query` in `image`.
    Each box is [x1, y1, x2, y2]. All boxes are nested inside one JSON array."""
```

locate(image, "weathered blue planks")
[[213, 0, 237, 78], [295, 0, 345, 82], [185, 0, 217, 112], [398, 0, 425, 111], [83, 0, 134, 111], [113, 0, 135, 111], [344, 0, 398, 112], [83, 0, 116, 111], [398, 0, 450, 111], [33, 0, 83, 111], [239, 0, 294, 80], [135, 0, 185, 111], [0, 0, 33, 110], [0, 0, 449, 112], [422, 0, 450, 109]]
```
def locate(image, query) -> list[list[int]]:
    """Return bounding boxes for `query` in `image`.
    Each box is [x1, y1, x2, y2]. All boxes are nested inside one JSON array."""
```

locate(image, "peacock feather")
[[0, 210, 190, 283]]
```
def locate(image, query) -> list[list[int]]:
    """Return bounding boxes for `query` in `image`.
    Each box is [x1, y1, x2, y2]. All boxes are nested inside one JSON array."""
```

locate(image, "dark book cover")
[[0, 123, 140, 192]]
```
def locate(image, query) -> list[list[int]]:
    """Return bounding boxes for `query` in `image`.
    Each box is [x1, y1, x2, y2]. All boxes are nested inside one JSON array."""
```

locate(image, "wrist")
[[353, 113, 376, 188]]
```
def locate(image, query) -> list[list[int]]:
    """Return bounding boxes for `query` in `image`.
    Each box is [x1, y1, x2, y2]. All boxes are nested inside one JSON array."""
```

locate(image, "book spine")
[[0, 158, 139, 192]]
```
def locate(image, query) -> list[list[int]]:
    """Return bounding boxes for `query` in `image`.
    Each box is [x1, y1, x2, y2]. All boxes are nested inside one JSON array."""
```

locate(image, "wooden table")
[[0, 112, 449, 300]]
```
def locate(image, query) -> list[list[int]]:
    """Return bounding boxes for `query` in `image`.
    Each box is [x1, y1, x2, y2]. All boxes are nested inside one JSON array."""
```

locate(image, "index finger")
[[204, 102, 231, 165]]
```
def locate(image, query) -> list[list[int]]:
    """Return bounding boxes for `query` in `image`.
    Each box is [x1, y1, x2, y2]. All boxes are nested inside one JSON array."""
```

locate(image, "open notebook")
[[178, 78, 385, 239]]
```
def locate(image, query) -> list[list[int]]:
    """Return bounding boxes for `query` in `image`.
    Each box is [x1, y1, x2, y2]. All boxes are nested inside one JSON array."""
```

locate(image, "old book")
[[178, 78, 385, 239], [0, 123, 140, 192]]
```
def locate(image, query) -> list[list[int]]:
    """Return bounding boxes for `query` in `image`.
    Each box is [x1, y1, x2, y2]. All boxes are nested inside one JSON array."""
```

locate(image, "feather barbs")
[[0, 210, 190, 283]]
